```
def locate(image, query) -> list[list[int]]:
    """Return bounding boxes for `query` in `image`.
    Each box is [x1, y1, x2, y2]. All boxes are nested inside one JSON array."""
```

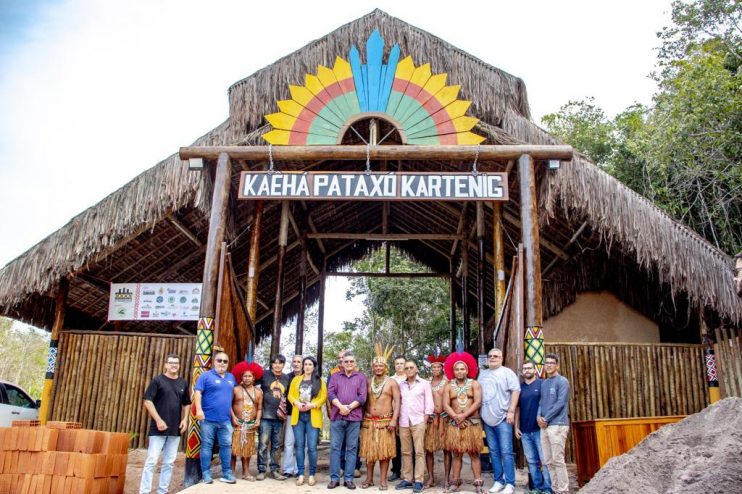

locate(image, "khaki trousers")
[[399, 422, 426, 483], [541, 424, 569, 494]]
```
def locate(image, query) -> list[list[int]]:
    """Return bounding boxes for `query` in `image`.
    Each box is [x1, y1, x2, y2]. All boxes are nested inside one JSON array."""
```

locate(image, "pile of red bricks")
[[0, 421, 129, 494]]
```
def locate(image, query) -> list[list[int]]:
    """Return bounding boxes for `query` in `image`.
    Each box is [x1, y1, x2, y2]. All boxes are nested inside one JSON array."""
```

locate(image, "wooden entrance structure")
[[178, 144, 572, 483]]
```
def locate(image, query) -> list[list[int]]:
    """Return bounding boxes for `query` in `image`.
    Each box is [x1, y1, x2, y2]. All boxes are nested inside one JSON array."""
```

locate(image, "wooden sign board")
[[238, 171, 508, 201]]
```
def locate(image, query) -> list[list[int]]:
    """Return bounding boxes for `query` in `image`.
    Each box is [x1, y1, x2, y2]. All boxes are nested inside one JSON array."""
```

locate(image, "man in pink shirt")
[[396, 360, 434, 493]]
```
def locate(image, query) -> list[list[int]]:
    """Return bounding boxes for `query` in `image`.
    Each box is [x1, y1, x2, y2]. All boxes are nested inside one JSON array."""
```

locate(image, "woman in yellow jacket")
[[287, 355, 327, 486]]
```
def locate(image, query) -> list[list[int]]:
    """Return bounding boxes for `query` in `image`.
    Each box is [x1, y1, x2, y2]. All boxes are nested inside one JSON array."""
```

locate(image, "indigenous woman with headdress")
[[424, 351, 451, 488], [360, 343, 400, 490], [442, 349, 484, 494], [230, 360, 264, 480], [287, 356, 327, 486]]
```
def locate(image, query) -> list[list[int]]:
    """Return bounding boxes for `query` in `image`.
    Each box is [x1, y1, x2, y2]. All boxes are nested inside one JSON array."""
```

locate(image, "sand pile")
[[580, 397, 742, 493]]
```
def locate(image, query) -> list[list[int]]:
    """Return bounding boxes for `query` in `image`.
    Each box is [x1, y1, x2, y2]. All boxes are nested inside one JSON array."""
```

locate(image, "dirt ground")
[[579, 397, 742, 494], [126, 443, 579, 494]]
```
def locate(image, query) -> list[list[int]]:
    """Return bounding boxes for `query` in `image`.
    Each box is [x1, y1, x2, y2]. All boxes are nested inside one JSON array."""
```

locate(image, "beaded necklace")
[[371, 376, 389, 399], [431, 377, 447, 392], [451, 378, 471, 411]]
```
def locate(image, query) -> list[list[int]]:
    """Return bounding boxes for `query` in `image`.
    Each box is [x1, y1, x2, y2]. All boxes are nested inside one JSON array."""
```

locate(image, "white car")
[[0, 380, 40, 427]]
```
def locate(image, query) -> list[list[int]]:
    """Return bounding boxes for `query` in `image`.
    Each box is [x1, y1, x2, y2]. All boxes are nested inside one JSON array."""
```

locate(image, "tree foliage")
[[542, 0, 741, 255], [0, 318, 50, 399], [325, 247, 455, 374]]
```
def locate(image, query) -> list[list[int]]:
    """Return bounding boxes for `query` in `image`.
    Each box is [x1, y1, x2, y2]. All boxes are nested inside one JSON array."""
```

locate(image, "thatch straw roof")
[[0, 10, 739, 337]]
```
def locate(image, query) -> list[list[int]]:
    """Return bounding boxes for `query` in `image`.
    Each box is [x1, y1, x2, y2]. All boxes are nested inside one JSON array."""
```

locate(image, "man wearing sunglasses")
[[194, 350, 238, 484]]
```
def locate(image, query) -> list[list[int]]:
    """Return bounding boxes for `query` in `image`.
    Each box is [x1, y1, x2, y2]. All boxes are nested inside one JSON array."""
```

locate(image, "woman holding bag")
[[288, 356, 327, 486]]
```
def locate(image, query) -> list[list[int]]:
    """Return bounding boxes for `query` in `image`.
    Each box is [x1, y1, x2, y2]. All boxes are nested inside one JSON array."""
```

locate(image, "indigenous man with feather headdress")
[[424, 352, 452, 488], [360, 343, 400, 490], [230, 359, 264, 480], [442, 349, 484, 494]]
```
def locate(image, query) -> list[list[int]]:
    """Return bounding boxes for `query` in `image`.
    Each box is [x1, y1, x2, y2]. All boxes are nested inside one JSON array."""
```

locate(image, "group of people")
[[138, 347, 570, 494]]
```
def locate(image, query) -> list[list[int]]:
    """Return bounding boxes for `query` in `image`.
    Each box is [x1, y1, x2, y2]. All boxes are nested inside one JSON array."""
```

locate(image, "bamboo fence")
[[545, 342, 708, 463], [714, 327, 742, 398], [49, 331, 196, 450]]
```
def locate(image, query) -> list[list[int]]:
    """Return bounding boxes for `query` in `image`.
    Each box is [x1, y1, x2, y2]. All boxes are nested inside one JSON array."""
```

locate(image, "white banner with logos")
[[108, 283, 202, 321]]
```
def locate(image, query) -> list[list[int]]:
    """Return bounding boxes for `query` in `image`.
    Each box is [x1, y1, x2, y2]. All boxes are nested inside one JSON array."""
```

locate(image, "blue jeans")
[[283, 417, 298, 474], [200, 420, 233, 480], [483, 420, 515, 486], [258, 418, 284, 473], [330, 419, 361, 482], [521, 430, 552, 492], [140, 435, 179, 494], [293, 413, 320, 475]]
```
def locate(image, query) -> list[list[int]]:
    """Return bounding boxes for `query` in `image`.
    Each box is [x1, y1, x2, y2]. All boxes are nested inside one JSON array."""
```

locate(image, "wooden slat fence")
[[50, 331, 196, 449], [714, 327, 742, 398], [545, 342, 708, 463]]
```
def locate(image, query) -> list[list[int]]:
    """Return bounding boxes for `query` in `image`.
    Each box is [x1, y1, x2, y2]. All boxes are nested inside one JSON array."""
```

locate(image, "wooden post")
[[476, 202, 485, 356], [271, 201, 290, 357], [493, 202, 506, 322], [461, 242, 470, 350], [245, 201, 264, 322], [700, 308, 721, 404], [449, 258, 457, 352], [295, 235, 307, 355], [317, 260, 327, 372], [518, 154, 545, 376], [39, 277, 68, 424], [185, 152, 232, 486]]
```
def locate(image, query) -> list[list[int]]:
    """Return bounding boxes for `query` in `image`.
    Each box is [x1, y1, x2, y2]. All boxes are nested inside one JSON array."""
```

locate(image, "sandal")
[[424, 479, 435, 488], [245, 475, 256, 481], [296, 475, 305, 486], [361, 480, 375, 489], [473, 479, 484, 494], [444, 479, 461, 493], [308, 476, 316, 486], [379, 484, 388, 491]]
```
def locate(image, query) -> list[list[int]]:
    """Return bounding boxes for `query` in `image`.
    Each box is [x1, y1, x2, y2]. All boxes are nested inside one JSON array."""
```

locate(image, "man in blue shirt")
[[515, 360, 551, 494], [537, 354, 570, 494], [194, 350, 237, 484]]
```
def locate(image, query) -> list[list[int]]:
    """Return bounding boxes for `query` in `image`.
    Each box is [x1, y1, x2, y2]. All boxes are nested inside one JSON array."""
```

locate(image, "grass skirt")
[[360, 416, 397, 462], [425, 414, 447, 452], [444, 419, 483, 455], [231, 428, 256, 458]]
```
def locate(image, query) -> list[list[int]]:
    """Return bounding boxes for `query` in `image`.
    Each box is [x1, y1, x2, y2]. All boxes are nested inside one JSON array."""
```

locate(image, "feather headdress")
[[232, 342, 264, 382], [372, 342, 395, 368], [443, 336, 477, 380]]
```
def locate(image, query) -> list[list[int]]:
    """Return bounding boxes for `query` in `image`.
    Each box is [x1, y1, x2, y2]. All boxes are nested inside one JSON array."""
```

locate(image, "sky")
[[0, 0, 674, 334]]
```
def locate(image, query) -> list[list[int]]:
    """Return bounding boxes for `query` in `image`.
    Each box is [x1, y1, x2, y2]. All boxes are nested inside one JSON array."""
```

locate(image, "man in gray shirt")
[[478, 348, 519, 494], [537, 353, 570, 494]]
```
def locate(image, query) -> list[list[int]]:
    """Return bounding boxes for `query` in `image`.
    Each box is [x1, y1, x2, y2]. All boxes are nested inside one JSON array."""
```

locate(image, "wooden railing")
[[545, 342, 707, 462]]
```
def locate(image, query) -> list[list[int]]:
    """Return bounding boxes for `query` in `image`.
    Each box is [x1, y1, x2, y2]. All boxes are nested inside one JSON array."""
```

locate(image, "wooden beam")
[[307, 233, 463, 241], [493, 202, 507, 324], [451, 203, 468, 256], [39, 277, 68, 424], [329, 272, 448, 278], [289, 207, 320, 275], [245, 201, 264, 321], [542, 221, 589, 275], [271, 201, 290, 356], [519, 154, 543, 328], [187, 151, 231, 485], [168, 215, 204, 248], [317, 262, 326, 372], [477, 202, 486, 355], [302, 202, 326, 254], [180, 144, 574, 162]]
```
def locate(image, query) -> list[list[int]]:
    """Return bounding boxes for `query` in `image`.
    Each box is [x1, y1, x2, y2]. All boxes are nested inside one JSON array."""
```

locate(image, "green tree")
[[0, 318, 50, 399], [542, 0, 742, 255]]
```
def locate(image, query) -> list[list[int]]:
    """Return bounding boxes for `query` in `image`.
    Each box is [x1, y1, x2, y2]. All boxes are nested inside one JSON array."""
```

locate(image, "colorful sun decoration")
[[263, 30, 485, 146]]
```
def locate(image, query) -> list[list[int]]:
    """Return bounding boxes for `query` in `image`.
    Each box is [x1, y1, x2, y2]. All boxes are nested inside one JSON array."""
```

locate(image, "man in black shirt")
[[140, 353, 191, 494], [256, 354, 291, 481]]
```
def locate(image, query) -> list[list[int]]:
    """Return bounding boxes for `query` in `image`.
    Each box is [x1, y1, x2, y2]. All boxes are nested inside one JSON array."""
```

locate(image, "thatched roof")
[[0, 10, 739, 337]]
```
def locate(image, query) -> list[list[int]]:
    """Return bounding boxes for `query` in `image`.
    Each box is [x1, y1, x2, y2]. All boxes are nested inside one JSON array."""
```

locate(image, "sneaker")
[[271, 471, 288, 481], [396, 480, 414, 490], [388, 473, 400, 482], [256, 472, 266, 481], [220, 475, 237, 484], [489, 482, 505, 493], [413, 482, 423, 493], [202, 474, 214, 484], [500, 485, 514, 494], [354, 469, 362, 478]]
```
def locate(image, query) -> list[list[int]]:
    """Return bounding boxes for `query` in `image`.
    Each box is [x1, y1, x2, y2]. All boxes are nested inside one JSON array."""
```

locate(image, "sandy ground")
[[126, 443, 578, 494], [579, 397, 742, 494]]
